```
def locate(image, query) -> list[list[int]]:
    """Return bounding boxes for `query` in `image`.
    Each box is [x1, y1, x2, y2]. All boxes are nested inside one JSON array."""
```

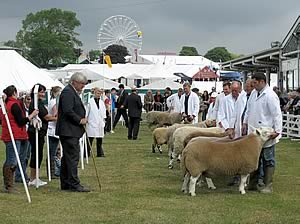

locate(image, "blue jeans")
[[4, 141, 21, 167], [15, 140, 30, 182], [261, 145, 276, 168], [49, 136, 60, 176]]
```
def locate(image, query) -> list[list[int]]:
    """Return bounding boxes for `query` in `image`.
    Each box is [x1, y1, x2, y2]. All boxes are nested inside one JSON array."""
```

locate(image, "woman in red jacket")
[[1, 85, 38, 193]]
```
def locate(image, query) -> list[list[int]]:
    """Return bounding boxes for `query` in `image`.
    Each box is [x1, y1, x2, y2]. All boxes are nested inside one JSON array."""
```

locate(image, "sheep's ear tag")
[[256, 129, 261, 136]]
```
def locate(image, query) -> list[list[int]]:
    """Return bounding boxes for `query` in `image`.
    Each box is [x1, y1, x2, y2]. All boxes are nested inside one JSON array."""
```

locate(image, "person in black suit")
[[113, 84, 129, 129], [124, 87, 142, 140], [55, 72, 90, 192]]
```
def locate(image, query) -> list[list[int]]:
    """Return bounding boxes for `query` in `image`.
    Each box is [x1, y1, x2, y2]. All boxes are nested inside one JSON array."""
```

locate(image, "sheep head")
[[254, 127, 274, 143]]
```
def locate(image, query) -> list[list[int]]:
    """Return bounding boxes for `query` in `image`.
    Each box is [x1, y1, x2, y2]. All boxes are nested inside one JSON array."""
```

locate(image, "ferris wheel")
[[97, 15, 142, 53]]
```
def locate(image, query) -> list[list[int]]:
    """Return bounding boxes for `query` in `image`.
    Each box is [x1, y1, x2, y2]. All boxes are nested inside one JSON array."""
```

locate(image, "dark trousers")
[[87, 137, 104, 157], [28, 131, 46, 169], [60, 136, 81, 189], [128, 117, 140, 139], [113, 108, 128, 128]]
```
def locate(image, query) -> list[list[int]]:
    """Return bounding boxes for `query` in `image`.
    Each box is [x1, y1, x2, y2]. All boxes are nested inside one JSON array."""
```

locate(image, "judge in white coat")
[[231, 88, 247, 139], [212, 82, 231, 124], [217, 81, 241, 137], [180, 82, 200, 124], [206, 92, 218, 120], [86, 88, 107, 157], [242, 72, 282, 193], [167, 88, 183, 113]]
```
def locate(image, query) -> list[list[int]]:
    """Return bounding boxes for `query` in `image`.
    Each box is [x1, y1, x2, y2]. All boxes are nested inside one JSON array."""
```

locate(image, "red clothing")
[[1, 97, 28, 142]]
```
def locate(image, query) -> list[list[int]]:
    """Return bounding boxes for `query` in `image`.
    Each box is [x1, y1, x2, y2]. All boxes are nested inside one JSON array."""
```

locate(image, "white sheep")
[[181, 127, 274, 196], [145, 111, 184, 129], [166, 120, 215, 158], [169, 126, 226, 169]]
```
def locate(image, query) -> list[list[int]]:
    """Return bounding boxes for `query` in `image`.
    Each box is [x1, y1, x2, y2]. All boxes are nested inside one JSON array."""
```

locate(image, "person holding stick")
[[28, 84, 56, 187], [1, 85, 38, 193], [56, 72, 90, 192]]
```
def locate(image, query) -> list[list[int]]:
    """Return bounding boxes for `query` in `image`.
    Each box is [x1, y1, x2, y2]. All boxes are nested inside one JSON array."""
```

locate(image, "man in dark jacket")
[[56, 72, 89, 192], [124, 87, 142, 140], [113, 84, 129, 129]]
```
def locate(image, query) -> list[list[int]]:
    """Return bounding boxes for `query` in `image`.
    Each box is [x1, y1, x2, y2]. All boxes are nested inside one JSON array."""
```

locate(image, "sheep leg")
[[206, 177, 216, 190], [181, 173, 190, 194], [168, 157, 174, 169], [239, 174, 249, 195], [152, 144, 156, 153], [177, 154, 181, 162], [196, 176, 205, 187], [157, 145, 162, 154], [189, 174, 201, 196]]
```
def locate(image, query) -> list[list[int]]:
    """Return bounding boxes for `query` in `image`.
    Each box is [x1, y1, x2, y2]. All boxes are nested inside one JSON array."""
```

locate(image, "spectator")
[[28, 84, 57, 187], [201, 90, 210, 121], [154, 90, 164, 111], [1, 85, 38, 193], [143, 89, 154, 112], [47, 86, 62, 179], [113, 84, 129, 129], [124, 87, 142, 140]]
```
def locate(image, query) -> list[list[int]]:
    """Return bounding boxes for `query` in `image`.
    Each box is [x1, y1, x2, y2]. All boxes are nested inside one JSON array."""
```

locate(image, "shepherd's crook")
[[83, 126, 102, 192]]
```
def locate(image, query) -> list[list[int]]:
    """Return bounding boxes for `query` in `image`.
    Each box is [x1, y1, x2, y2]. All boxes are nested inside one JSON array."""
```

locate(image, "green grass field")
[[0, 124, 299, 224]]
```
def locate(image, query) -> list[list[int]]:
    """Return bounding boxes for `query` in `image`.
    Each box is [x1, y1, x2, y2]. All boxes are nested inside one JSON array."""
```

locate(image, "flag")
[[104, 55, 112, 68]]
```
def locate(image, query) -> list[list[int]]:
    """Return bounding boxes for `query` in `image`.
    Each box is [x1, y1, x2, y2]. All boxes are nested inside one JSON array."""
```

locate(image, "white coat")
[[180, 91, 200, 124], [206, 102, 215, 120], [217, 94, 237, 130], [86, 98, 107, 138], [231, 90, 247, 139], [212, 92, 225, 122], [244, 85, 282, 147], [167, 93, 183, 113]]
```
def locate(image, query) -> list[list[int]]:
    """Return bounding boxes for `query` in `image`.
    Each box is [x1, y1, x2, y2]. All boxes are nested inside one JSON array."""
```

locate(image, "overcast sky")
[[0, 0, 299, 55]]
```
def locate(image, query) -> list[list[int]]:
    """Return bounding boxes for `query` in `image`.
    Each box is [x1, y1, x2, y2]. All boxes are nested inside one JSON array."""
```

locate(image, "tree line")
[[3, 8, 242, 68]]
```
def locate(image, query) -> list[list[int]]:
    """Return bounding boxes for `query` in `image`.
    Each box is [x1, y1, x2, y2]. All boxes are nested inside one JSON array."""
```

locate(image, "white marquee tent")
[[84, 78, 130, 90], [138, 78, 182, 90], [0, 50, 63, 92]]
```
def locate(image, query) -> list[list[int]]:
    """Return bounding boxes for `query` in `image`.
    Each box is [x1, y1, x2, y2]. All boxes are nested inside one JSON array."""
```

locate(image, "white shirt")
[[48, 98, 58, 137], [231, 90, 247, 138], [244, 85, 282, 147], [167, 93, 183, 113], [180, 91, 200, 124], [218, 94, 237, 130]]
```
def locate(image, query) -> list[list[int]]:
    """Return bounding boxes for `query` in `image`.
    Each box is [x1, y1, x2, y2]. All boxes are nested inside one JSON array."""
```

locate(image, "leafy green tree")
[[179, 46, 199, 56], [16, 8, 82, 68], [89, 50, 102, 61], [100, 45, 129, 64], [204, 47, 233, 62]]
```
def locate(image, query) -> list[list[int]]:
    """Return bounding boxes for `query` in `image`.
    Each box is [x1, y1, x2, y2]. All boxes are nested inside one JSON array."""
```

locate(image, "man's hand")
[[270, 132, 279, 139], [226, 128, 235, 139], [242, 123, 248, 136], [80, 118, 88, 125]]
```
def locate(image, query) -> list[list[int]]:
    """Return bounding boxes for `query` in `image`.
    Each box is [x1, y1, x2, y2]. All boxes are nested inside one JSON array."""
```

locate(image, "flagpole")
[[33, 85, 39, 189]]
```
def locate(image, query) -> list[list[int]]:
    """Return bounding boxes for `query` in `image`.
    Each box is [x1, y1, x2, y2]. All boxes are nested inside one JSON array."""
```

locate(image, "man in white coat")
[[167, 88, 183, 113], [217, 81, 241, 137], [86, 88, 107, 157], [242, 72, 282, 193], [212, 82, 231, 122], [180, 82, 199, 124]]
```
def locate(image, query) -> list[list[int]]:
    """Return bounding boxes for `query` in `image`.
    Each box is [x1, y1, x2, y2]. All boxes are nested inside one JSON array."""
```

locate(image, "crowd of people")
[[0, 71, 284, 194]]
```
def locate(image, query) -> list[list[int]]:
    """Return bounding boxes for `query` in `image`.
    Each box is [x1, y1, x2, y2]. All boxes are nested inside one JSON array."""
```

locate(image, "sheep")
[[145, 111, 184, 129], [152, 127, 168, 153], [169, 126, 226, 169], [181, 127, 274, 196], [166, 119, 216, 157]]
